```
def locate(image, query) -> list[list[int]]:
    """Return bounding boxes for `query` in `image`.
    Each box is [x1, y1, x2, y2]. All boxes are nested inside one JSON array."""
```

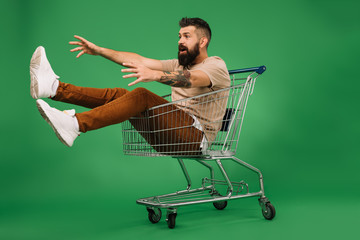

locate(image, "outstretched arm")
[[122, 62, 211, 88], [69, 35, 163, 70]]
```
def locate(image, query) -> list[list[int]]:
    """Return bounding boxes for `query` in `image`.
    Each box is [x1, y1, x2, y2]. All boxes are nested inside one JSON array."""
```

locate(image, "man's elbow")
[[191, 77, 212, 88]]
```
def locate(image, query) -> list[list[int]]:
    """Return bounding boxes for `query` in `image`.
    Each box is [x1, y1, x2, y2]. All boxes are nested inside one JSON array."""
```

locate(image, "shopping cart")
[[121, 65, 275, 228]]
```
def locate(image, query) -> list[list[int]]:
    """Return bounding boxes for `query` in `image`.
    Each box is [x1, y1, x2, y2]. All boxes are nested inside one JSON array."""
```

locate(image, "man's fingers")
[[128, 79, 142, 87], [70, 47, 83, 52], [123, 62, 137, 68], [121, 68, 138, 73], [123, 73, 139, 79], [74, 35, 88, 43], [76, 51, 85, 58], [69, 41, 83, 46]]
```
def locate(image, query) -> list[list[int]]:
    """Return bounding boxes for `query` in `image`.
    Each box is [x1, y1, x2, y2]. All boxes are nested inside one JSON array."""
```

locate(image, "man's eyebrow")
[[179, 32, 191, 35]]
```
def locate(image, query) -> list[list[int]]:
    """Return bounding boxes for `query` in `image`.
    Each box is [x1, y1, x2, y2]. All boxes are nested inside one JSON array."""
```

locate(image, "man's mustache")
[[178, 45, 188, 52]]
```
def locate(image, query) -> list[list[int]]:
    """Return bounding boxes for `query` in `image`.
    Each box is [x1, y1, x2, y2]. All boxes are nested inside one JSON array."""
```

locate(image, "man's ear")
[[200, 37, 208, 49]]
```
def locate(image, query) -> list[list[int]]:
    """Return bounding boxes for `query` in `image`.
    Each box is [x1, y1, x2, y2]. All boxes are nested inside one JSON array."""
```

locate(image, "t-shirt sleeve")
[[195, 57, 230, 90], [160, 59, 179, 72]]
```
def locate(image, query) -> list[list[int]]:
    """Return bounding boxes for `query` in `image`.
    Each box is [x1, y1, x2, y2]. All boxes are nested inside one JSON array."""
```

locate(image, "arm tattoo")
[[159, 70, 192, 88]]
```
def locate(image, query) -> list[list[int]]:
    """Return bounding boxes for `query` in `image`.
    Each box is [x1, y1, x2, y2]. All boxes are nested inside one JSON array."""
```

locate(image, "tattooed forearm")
[[159, 70, 192, 88]]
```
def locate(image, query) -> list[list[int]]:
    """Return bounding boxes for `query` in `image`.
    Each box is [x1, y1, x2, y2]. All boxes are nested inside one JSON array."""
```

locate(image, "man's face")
[[178, 26, 201, 68]]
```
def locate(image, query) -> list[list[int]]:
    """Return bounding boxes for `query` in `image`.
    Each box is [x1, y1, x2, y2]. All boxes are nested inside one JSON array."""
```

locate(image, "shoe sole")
[[30, 47, 43, 99], [36, 100, 71, 147]]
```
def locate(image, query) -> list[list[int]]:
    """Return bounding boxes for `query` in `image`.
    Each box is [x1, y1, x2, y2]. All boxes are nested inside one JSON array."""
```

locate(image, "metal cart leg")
[[197, 160, 215, 191], [230, 157, 276, 220], [178, 159, 217, 192], [215, 159, 233, 197], [230, 156, 265, 197], [197, 160, 215, 179], [178, 159, 191, 191]]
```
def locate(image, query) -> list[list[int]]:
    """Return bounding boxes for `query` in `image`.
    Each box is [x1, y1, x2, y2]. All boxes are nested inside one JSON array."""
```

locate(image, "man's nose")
[[178, 37, 184, 45]]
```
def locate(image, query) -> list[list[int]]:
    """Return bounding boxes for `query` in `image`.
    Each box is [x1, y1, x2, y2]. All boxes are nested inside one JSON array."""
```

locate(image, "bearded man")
[[30, 17, 230, 154]]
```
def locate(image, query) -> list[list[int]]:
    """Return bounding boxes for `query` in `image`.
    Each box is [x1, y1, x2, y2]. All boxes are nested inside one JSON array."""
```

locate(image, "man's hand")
[[69, 35, 100, 58], [122, 62, 160, 86]]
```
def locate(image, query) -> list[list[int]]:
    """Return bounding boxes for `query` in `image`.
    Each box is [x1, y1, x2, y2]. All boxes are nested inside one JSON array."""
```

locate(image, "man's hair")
[[179, 17, 212, 48]]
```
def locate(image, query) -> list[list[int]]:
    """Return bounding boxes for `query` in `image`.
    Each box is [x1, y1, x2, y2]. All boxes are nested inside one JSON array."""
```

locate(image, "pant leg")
[[75, 87, 169, 132], [129, 94, 203, 155], [52, 81, 129, 109], [53, 82, 203, 154], [72, 86, 203, 154], [148, 104, 203, 155]]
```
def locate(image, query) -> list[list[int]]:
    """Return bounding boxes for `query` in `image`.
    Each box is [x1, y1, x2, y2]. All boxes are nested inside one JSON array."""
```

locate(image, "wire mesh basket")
[[121, 69, 260, 158]]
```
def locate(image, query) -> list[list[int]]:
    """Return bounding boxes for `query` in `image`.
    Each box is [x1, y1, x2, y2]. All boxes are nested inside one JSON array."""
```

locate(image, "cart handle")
[[228, 65, 266, 75]]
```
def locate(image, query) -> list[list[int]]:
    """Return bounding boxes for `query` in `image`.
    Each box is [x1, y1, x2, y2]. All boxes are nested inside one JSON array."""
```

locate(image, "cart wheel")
[[262, 203, 276, 220], [166, 213, 177, 229], [213, 201, 228, 210], [147, 208, 162, 224]]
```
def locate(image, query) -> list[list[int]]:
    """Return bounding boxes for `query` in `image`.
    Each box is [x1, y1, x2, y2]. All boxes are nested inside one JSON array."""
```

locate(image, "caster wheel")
[[147, 208, 162, 224], [262, 202, 276, 220], [211, 190, 228, 210], [213, 201, 228, 210], [166, 213, 177, 229]]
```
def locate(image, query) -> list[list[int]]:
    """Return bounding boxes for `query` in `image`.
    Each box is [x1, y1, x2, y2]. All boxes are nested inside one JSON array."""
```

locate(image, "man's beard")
[[178, 43, 200, 69]]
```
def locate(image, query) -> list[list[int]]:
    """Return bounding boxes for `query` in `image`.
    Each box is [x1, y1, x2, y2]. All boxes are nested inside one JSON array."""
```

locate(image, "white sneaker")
[[36, 99, 80, 147], [30, 46, 60, 99]]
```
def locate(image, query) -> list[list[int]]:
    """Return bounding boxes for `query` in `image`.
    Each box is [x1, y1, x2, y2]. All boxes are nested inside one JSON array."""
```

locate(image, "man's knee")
[[132, 87, 152, 95], [131, 87, 167, 107], [131, 87, 157, 101]]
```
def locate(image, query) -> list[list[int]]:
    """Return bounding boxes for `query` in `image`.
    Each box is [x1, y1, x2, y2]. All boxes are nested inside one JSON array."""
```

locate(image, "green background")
[[1, 0, 359, 239]]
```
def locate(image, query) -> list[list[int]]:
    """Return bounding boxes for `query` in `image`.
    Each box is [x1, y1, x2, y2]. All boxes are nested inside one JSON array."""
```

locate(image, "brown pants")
[[52, 82, 203, 154]]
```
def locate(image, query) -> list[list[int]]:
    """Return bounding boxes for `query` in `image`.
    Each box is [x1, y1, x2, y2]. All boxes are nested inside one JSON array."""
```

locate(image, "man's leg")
[[54, 83, 204, 154], [74, 87, 168, 132], [37, 85, 203, 153], [52, 81, 129, 109], [35, 87, 169, 147], [146, 105, 204, 155]]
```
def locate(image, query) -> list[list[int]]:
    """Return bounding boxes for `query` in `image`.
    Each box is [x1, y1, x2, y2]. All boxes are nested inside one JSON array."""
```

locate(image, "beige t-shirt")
[[161, 56, 231, 143]]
